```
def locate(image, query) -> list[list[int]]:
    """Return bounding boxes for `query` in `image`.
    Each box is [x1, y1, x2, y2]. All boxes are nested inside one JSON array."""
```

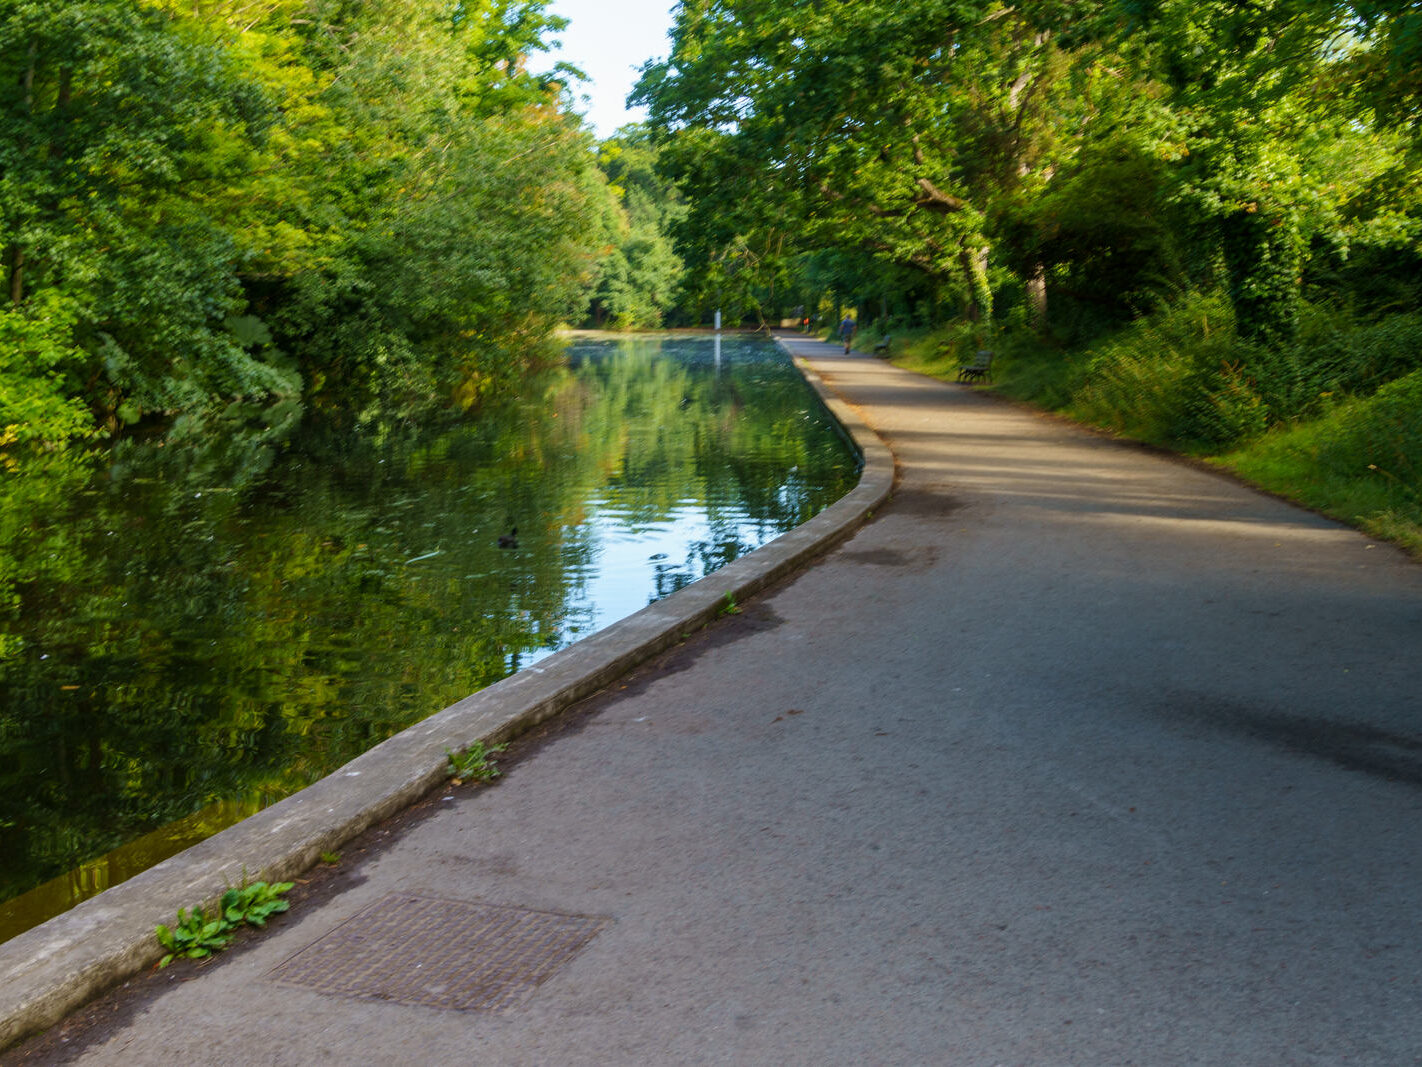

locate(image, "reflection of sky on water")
[[519, 334, 844, 664], [534, 501, 749, 663]]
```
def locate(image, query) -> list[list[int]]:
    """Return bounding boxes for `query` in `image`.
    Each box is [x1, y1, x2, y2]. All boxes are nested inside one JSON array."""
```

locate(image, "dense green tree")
[[1, 0, 616, 436], [0, 0, 296, 429], [224, 0, 609, 420], [635, 1, 1131, 326], [636, 0, 1420, 351], [587, 125, 686, 328], [0, 292, 91, 449]]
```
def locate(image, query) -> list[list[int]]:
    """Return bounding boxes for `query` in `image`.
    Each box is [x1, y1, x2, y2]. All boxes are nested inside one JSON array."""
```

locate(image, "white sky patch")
[[539, 0, 677, 138]]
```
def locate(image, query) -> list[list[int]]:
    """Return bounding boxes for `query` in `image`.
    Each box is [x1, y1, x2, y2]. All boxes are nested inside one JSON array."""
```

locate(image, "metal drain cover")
[[269, 894, 608, 1013]]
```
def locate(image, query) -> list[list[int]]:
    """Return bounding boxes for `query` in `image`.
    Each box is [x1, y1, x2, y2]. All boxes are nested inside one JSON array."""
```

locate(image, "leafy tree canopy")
[[1, 0, 616, 444]]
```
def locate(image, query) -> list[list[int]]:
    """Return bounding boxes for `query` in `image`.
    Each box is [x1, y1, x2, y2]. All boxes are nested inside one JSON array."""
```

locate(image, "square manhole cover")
[[269, 894, 609, 1013]]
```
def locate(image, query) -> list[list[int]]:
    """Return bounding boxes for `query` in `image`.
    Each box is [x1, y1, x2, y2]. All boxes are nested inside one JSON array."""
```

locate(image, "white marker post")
[[714, 309, 723, 373]]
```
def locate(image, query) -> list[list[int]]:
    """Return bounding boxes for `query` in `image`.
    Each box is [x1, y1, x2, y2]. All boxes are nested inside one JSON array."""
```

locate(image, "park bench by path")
[[957, 348, 993, 383]]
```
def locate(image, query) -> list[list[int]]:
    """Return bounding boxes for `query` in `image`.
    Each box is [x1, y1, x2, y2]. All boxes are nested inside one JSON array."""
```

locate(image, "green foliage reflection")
[[0, 336, 857, 939]]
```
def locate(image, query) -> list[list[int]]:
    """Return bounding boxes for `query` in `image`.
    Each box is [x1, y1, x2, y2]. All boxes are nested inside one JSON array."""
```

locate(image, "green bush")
[[1253, 309, 1422, 420], [1171, 358, 1270, 448], [1063, 293, 1260, 449], [894, 323, 984, 377], [1295, 370, 1422, 492], [992, 335, 1088, 412]]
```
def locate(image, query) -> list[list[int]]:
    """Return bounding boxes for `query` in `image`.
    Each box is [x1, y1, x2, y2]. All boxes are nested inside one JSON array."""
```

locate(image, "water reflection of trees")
[[0, 336, 856, 933]]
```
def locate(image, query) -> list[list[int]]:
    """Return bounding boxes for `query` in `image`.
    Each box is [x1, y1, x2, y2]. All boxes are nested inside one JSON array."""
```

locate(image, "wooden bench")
[[872, 335, 892, 356], [957, 349, 993, 384]]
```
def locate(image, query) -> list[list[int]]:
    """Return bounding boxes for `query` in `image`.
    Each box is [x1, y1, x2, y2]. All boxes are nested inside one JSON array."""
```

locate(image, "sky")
[[538, 0, 678, 138]]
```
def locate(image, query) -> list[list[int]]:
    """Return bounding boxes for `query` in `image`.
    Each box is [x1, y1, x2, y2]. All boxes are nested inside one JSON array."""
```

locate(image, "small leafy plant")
[[719, 592, 741, 616], [155, 906, 233, 966], [446, 740, 506, 783], [155, 879, 294, 967], [221, 880, 294, 928]]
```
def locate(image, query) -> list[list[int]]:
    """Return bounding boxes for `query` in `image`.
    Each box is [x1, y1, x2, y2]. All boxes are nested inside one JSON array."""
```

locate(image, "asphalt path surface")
[[11, 335, 1422, 1065]]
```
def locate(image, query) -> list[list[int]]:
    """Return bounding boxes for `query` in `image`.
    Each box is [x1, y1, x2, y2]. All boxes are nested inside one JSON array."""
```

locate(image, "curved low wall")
[[0, 340, 894, 1051]]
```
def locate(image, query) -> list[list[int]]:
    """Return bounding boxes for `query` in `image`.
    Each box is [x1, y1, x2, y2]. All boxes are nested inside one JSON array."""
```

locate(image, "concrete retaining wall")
[[0, 341, 892, 1050]]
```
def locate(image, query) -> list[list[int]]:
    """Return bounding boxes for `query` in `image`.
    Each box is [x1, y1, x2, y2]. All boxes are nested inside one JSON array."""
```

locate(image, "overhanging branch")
[[913, 177, 966, 213]]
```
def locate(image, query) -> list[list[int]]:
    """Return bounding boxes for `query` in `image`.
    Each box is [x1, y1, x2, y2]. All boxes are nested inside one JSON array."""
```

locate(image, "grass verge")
[[1216, 372, 1422, 556]]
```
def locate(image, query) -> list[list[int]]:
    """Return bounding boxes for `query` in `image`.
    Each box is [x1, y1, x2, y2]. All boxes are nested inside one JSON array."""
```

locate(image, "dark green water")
[[0, 334, 859, 941]]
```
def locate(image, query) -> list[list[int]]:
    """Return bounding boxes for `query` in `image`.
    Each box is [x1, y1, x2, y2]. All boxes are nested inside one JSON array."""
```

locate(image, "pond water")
[[0, 334, 860, 942]]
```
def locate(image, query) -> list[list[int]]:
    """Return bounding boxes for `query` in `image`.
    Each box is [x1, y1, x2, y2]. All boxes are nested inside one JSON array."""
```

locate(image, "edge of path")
[[0, 335, 895, 1052]]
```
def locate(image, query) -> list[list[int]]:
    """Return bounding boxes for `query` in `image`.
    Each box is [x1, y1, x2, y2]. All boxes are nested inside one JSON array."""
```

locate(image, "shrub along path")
[[8, 333, 1422, 1065]]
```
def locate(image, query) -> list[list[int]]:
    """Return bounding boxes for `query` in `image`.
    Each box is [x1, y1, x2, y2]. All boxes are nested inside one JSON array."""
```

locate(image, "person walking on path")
[[838, 315, 856, 353]]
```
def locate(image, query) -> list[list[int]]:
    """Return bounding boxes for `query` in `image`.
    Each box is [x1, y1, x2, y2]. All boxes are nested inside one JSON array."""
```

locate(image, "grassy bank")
[[854, 300, 1422, 557]]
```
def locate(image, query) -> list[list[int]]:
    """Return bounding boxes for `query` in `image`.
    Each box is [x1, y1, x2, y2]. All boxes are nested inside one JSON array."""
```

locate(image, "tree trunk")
[[9, 246, 24, 304], [959, 243, 992, 323], [10, 41, 37, 304], [1026, 262, 1047, 331], [21, 38, 35, 106]]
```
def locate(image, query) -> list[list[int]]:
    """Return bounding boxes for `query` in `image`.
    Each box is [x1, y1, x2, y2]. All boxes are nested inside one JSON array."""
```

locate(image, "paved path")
[[10, 335, 1422, 1065]]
